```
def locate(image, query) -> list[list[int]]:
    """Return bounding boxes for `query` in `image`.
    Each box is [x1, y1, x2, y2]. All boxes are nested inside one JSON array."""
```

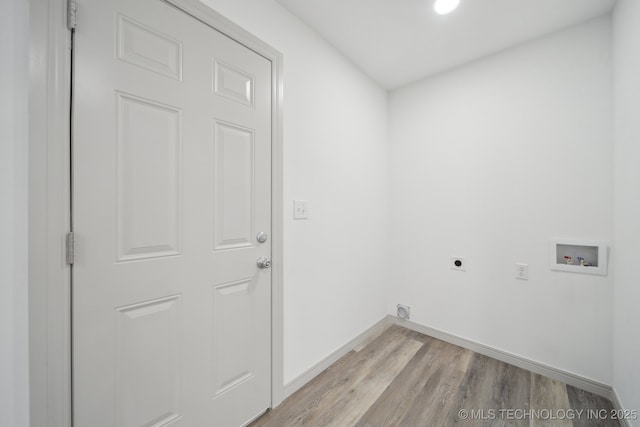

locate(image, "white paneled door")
[[72, 0, 272, 426]]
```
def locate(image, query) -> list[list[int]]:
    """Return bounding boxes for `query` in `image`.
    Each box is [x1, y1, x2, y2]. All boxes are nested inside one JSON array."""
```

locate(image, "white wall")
[[198, 0, 390, 385], [0, 0, 30, 425], [612, 0, 640, 422], [389, 17, 613, 384]]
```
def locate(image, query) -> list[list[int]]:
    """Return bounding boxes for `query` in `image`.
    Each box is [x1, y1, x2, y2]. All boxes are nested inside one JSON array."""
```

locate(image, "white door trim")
[[28, 1, 285, 425]]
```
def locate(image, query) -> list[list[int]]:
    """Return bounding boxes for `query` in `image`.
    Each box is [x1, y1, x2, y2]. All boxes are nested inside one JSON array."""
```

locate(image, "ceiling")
[[274, 0, 617, 89]]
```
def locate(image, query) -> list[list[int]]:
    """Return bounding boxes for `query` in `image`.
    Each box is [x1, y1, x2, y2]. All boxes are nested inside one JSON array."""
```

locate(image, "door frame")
[[28, 1, 284, 425]]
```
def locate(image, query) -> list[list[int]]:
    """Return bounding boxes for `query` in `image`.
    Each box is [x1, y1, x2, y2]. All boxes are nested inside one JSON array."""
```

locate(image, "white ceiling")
[[274, 0, 617, 89]]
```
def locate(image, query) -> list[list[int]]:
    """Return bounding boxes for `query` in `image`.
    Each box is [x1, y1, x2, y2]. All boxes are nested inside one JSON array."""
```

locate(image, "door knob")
[[257, 257, 272, 269]]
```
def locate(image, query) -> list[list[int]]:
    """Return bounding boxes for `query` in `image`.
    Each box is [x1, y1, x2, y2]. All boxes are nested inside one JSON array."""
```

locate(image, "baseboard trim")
[[395, 317, 614, 400], [279, 315, 616, 409], [611, 388, 633, 427], [280, 316, 394, 403]]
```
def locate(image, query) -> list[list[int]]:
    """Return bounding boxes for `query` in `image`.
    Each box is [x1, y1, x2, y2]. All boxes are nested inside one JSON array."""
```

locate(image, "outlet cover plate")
[[397, 304, 410, 319], [293, 200, 308, 220], [516, 263, 529, 280]]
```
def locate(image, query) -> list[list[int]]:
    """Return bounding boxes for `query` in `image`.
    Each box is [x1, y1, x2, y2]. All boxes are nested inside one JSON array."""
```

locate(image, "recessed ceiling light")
[[434, 0, 460, 15]]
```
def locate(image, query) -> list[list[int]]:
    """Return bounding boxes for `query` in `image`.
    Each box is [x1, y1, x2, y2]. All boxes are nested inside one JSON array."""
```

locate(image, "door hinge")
[[67, 0, 77, 30], [65, 232, 75, 265]]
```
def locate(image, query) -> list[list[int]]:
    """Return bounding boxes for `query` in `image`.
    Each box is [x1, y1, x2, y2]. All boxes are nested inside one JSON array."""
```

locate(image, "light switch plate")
[[293, 200, 309, 220]]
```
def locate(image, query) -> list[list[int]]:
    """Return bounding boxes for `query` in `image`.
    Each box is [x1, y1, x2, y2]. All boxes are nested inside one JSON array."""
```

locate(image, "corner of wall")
[[612, 0, 640, 423]]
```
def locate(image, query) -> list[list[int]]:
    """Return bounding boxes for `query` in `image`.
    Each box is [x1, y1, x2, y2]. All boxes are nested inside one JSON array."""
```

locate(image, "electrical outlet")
[[516, 263, 529, 280], [451, 256, 466, 271], [397, 304, 410, 319], [293, 200, 308, 220]]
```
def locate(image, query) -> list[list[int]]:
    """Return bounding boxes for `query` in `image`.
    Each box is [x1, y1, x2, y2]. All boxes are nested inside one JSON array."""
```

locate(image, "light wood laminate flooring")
[[251, 324, 619, 427]]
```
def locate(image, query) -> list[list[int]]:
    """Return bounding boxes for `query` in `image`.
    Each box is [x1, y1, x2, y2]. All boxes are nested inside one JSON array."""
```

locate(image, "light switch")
[[293, 200, 309, 220]]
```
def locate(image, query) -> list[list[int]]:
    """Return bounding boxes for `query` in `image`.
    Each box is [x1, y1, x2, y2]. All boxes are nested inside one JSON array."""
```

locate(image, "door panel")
[[116, 14, 183, 81], [214, 61, 254, 106], [115, 295, 182, 427], [213, 121, 255, 250], [116, 92, 182, 261], [212, 279, 255, 396], [73, 1, 272, 426]]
